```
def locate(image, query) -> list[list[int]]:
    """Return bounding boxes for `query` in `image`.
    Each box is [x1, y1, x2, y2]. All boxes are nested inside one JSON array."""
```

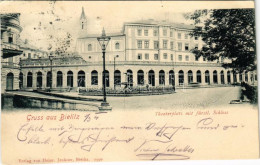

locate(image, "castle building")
[[18, 8, 257, 91]]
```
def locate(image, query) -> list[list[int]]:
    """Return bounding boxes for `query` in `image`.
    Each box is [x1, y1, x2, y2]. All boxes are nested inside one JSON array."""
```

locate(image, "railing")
[[1, 42, 21, 50], [1, 62, 20, 68]]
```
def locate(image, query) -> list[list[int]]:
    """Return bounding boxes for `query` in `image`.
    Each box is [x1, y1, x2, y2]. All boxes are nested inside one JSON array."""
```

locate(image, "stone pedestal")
[[98, 102, 112, 111]]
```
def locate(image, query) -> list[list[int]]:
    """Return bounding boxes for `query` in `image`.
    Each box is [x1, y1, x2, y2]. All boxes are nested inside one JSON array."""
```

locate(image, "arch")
[[91, 70, 98, 85], [88, 44, 92, 51], [6, 72, 14, 90], [137, 70, 144, 85], [227, 71, 231, 84], [27, 72, 33, 87], [148, 70, 155, 86], [205, 70, 210, 84], [220, 70, 225, 84], [178, 70, 184, 85], [57, 71, 63, 87], [114, 70, 121, 86], [127, 69, 133, 87], [196, 70, 201, 83], [169, 70, 175, 86], [37, 72, 43, 88], [159, 70, 165, 85], [47, 71, 52, 87], [78, 70, 85, 87], [213, 70, 218, 84], [188, 70, 193, 84], [67, 71, 73, 87], [115, 42, 120, 49], [19, 72, 23, 89]]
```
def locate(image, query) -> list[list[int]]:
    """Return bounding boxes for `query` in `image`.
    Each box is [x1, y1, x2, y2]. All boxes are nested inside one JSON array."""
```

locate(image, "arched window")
[[6, 72, 14, 90], [137, 70, 144, 85], [227, 71, 231, 84], [245, 71, 248, 82], [127, 69, 133, 87], [78, 70, 85, 87], [205, 70, 210, 84], [213, 70, 218, 84], [91, 70, 98, 85], [37, 72, 43, 88], [57, 71, 63, 87], [196, 70, 201, 83], [178, 70, 184, 85], [67, 71, 73, 87], [19, 72, 23, 89], [115, 42, 120, 49], [188, 70, 193, 84], [233, 72, 237, 83], [27, 72, 33, 87], [159, 70, 165, 85], [169, 70, 175, 86], [47, 71, 52, 87], [88, 44, 92, 51], [114, 70, 121, 86], [221, 71, 225, 84], [148, 70, 155, 86]]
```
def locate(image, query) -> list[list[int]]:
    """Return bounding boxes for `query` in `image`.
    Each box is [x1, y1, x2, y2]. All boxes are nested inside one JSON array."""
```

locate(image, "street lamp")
[[97, 28, 112, 111], [49, 55, 54, 91], [114, 55, 119, 90]]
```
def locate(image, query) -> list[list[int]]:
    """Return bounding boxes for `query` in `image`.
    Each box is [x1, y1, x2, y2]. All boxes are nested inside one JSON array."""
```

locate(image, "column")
[[155, 71, 159, 87], [98, 71, 102, 89], [73, 71, 78, 88], [217, 71, 221, 84], [32, 72, 37, 89], [165, 72, 169, 86], [193, 71, 197, 83], [201, 71, 205, 85], [52, 72, 56, 88], [23, 73, 27, 88], [230, 72, 234, 84], [224, 71, 227, 84], [144, 71, 148, 85], [184, 71, 188, 86], [63, 72, 67, 88], [133, 71, 137, 87], [209, 71, 213, 85], [175, 71, 179, 86], [42, 73, 46, 88]]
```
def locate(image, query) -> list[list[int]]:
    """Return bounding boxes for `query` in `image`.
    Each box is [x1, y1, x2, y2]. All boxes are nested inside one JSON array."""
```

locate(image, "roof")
[[80, 7, 86, 20], [124, 19, 195, 30], [17, 39, 46, 52]]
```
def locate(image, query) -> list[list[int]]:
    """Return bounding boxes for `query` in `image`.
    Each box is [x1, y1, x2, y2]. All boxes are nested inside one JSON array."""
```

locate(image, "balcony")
[[1, 42, 23, 58], [1, 62, 20, 69]]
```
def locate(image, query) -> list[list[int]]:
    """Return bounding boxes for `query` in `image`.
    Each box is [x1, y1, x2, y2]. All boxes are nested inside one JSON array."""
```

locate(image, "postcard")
[[1, 0, 259, 164]]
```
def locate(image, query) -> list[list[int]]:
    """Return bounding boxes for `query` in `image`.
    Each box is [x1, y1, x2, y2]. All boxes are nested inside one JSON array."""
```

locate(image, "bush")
[[241, 83, 258, 104]]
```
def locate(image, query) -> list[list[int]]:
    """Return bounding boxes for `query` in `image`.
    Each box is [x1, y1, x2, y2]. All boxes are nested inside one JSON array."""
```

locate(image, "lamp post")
[[97, 28, 112, 110], [49, 55, 54, 91], [114, 55, 119, 90]]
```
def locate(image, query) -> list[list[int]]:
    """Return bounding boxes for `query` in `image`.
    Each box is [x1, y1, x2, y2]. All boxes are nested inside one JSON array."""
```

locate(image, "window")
[[145, 53, 149, 60], [178, 33, 181, 39], [171, 54, 173, 61], [185, 55, 189, 61], [8, 34, 13, 43], [170, 30, 173, 37], [138, 29, 142, 36], [178, 55, 182, 61], [203, 57, 206, 61], [195, 44, 198, 50], [144, 41, 149, 48], [137, 40, 142, 49], [137, 53, 142, 60], [154, 54, 159, 60], [28, 53, 31, 59], [23, 53, 26, 57], [115, 42, 120, 49], [153, 30, 158, 36], [185, 43, 189, 51], [178, 43, 182, 51], [154, 41, 159, 49], [163, 40, 168, 49], [185, 34, 188, 39], [144, 30, 148, 36], [163, 29, 167, 36], [195, 56, 199, 61], [88, 44, 92, 51], [34, 54, 36, 58], [170, 41, 174, 50], [195, 35, 198, 40], [163, 53, 167, 59]]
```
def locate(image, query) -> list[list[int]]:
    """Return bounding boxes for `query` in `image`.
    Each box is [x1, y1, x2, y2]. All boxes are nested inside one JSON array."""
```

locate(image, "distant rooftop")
[[124, 19, 195, 30], [78, 32, 125, 39]]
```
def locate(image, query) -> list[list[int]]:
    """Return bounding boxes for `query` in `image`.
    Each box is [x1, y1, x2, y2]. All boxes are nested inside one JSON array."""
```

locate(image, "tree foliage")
[[187, 9, 256, 73]]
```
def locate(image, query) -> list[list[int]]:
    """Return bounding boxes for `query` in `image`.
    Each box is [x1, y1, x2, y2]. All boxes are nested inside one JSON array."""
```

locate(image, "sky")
[[0, 1, 254, 52]]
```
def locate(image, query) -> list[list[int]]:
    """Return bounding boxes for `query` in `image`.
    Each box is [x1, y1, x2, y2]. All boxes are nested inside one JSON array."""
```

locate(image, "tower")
[[80, 7, 87, 32]]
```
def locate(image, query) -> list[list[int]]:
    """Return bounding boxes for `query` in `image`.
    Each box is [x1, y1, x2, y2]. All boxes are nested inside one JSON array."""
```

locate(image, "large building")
[[1, 13, 23, 93], [18, 8, 257, 91]]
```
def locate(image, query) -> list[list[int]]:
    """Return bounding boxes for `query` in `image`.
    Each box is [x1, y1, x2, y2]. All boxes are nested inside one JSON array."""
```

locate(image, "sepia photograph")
[[0, 0, 259, 164]]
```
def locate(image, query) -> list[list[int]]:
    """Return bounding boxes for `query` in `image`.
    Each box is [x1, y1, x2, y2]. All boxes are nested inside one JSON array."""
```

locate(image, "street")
[[107, 86, 256, 110]]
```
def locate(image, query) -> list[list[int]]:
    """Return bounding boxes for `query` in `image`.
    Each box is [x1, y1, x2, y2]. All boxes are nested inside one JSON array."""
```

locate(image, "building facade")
[[18, 9, 257, 91]]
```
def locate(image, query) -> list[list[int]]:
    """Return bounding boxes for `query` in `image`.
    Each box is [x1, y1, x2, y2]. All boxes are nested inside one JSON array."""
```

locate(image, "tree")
[[186, 9, 256, 73]]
